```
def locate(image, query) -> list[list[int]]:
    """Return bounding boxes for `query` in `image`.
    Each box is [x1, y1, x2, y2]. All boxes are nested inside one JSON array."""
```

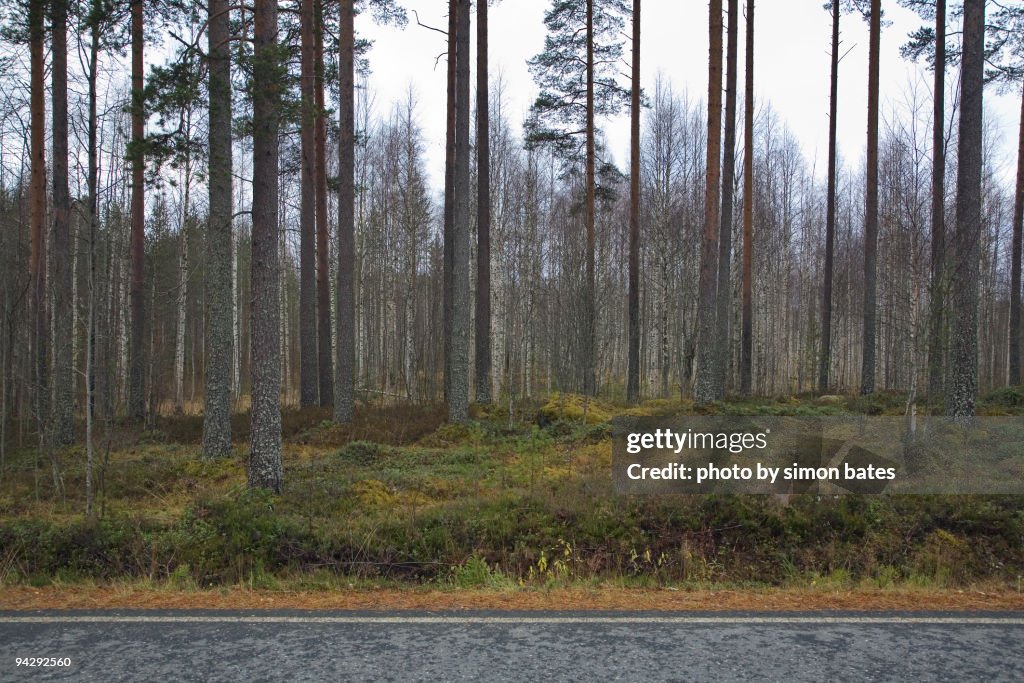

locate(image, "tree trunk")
[[335, 0, 356, 423], [232, 219, 240, 400], [314, 0, 333, 406], [449, 0, 472, 422], [627, 0, 641, 404], [475, 0, 492, 404], [203, 0, 234, 457], [947, 0, 984, 417], [298, 0, 318, 407], [174, 145, 194, 415], [279, 213, 290, 403], [928, 0, 947, 395], [250, 0, 283, 491], [819, 0, 839, 393], [740, 0, 754, 395], [860, 0, 880, 395], [696, 0, 723, 404], [128, 0, 146, 420], [443, 0, 457, 403], [583, 0, 597, 397], [51, 0, 73, 445], [174, 214, 188, 413], [85, 13, 101, 514], [405, 228, 417, 401], [715, 0, 739, 398], [1009, 79, 1024, 386], [29, 0, 48, 440]]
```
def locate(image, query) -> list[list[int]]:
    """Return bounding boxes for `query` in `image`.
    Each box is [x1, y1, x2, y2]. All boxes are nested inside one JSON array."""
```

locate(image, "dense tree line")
[[1, 0, 1023, 494]]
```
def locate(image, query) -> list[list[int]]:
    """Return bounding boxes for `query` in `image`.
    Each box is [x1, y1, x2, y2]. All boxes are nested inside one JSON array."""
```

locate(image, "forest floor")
[[2, 389, 1024, 609]]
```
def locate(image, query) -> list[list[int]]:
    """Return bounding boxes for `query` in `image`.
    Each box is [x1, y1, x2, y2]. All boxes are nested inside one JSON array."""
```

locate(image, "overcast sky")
[[354, 0, 1022, 192]]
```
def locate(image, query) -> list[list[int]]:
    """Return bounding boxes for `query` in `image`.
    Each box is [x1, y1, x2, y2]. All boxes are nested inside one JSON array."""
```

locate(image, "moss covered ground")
[[1, 390, 1023, 596]]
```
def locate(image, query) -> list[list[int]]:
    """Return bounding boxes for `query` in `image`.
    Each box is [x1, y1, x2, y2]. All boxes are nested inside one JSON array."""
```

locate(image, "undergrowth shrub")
[[336, 440, 387, 465], [982, 386, 1024, 409], [451, 554, 514, 589]]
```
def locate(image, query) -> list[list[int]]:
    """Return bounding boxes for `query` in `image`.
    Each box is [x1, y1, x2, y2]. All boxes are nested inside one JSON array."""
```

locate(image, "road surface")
[[1, 611, 1022, 681]]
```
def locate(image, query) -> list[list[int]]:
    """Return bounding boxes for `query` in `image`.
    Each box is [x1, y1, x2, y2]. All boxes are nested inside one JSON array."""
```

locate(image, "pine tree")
[[28, 0, 48, 441], [929, 0, 947, 396], [626, 0, 641, 404], [1011, 77, 1023, 386], [475, 0, 492, 405], [128, 0, 146, 420], [314, 0, 333, 407], [714, 0, 739, 398], [526, 0, 630, 397], [249, 0, 284, 491], [947, 0, 984, 417], [819, 0, 841, 393], [203, 0, 234, 458], [740, 0, 755, 395], [299, 0, 318, 407], [443, 0, 457, 405], [897, 0, 949, 395], [336, 0, 356, 423], [449, 0, 472, 423], [335, 0, 406, 422], [695, 0, 723, 405], [861, 0, 881, 395], [51, 0, 73, 445]]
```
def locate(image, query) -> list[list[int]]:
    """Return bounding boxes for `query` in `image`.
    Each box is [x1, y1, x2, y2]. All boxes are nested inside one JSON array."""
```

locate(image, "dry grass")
[[2, 583, 1022, 612]]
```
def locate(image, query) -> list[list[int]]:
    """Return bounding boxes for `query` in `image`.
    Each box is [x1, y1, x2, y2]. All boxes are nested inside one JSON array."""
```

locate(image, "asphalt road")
[[1, 611, 1022, 682]]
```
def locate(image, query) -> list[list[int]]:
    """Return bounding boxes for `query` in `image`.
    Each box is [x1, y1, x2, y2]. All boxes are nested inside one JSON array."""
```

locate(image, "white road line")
[[1, 616, 1023, 625]]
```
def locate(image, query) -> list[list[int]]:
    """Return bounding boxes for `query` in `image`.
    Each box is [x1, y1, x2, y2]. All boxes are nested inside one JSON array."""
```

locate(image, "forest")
[[1, 0, 1024, 595]]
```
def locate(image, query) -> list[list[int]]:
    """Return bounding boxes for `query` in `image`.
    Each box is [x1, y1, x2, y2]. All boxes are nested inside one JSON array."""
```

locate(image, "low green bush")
[[336, 440, 387, 465], [982, 386, 1024, 409]]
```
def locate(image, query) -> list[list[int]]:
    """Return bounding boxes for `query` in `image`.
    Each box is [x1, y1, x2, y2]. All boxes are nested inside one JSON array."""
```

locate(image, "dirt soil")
[[2, 585, 1023, 611]]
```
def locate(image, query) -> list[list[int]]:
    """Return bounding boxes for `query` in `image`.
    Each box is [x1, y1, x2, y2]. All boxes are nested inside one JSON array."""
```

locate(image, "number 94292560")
[[16, 657, 70, 667]]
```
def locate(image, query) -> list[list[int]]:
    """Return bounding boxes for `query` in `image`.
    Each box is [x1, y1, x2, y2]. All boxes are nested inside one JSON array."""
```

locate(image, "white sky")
[[356, 0, 1022, 191]]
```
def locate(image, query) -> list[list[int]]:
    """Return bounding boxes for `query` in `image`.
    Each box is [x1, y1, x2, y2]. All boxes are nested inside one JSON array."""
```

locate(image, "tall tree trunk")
[[335, 0, 356, 423], [174, 212, 188, 413], [443, 0, 457, 403], [947, 0, 984, 417], [740, 0, 754, 395], [583, 0, 597, 397], [860, 0, 880, 395], [250, 0, 283, 491], [929, 0, 947, 395], [298, 0, 318, 407], [314, 0, 333, 406], [51, 0, 73, 445], [29, 0, 48, 455], [626, 0, 641, 404], [696, 0, 723, 404], [146, 277, 156, 427], [28, 0, 57, 497], [1009, 80, 1024, 386], [85, 12, 101, 514], [203, 0, 234, 457], [475, 0, 492, 404], [449, 0, 471, 422], [174, 147, 193, 415], [128, 0, 146, 420], [279, 220, 289, 403], [715, 0, 739, 398], [819, 0, 839, 393]]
